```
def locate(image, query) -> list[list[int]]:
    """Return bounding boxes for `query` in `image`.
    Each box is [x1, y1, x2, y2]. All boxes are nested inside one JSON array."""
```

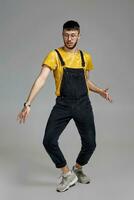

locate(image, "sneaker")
[[56, 171, 78, 192], [72, 166, 90, 184]]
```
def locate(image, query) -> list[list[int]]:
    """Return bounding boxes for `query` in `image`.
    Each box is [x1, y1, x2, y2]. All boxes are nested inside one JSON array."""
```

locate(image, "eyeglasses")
[[63, 33, 79, 39]]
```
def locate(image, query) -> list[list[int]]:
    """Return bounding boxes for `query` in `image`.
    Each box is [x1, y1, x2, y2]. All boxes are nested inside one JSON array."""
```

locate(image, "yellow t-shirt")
[[41, 47, 94, 96]]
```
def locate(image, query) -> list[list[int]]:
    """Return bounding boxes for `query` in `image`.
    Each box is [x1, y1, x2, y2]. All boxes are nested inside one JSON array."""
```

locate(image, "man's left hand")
[[99, 88, 112, 103]]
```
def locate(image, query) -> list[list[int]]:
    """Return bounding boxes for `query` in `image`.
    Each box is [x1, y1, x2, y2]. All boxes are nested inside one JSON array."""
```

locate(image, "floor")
[[0, 106, 134, 200]]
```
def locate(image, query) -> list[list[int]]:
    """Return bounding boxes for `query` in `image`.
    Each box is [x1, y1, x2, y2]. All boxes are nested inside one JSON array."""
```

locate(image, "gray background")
[[0, 0, 134, 199]]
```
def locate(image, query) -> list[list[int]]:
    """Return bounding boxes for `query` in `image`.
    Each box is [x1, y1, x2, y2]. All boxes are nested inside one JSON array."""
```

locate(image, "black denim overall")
[[43, 49, 96, 168]]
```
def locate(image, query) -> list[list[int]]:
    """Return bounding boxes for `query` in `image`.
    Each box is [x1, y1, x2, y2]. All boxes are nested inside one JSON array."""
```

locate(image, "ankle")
[[61, 165, 70, 174], [74, 163, 82, 169]]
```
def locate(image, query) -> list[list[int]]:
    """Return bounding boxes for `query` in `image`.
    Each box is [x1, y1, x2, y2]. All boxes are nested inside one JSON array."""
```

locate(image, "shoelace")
[[58, 174, 67, 185]]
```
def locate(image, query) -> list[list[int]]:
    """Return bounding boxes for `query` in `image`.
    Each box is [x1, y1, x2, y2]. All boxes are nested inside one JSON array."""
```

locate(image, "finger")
[[19, 113, 24, 124], [20, 114, 24, 124], [23, 111, 28, 123], [104, 91, 108, 99], [106, 93, 109, 100], [17, 112, 22, 120], [107, 94, 112, 102], [23, 113, 27, 123], [107, 94, 110, 100], [107, 94, 111, 101], [17, 114, 22, 123]]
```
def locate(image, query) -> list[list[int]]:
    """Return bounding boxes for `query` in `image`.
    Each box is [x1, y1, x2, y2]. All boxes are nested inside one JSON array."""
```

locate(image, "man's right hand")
[[17, 106, 31, 124]]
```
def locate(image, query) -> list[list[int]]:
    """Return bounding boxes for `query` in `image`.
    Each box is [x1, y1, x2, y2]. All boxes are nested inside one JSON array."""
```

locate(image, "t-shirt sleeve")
[[84, 52, 94, 71], [41, 50, 57, 71]]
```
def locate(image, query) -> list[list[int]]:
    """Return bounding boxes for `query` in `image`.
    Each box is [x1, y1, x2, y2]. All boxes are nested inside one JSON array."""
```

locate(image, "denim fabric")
[[43, 67, 96, 168]]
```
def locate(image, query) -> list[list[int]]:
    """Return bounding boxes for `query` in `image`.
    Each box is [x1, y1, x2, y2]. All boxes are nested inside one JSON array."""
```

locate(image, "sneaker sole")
[[78, 180, 90, 184], [56, 176, 78, 192]]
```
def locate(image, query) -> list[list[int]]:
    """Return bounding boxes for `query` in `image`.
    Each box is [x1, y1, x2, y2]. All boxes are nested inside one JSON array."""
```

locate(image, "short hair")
[[63, 20, 80, 32]]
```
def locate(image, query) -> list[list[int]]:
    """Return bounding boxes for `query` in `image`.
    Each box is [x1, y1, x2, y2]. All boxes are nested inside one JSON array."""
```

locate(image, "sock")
[[73, 165, 82, 170], [63, 171, 71, 177]]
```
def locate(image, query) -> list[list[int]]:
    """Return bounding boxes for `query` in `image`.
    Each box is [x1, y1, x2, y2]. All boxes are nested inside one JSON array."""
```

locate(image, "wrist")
[[24, 102, 31, 108], [98, 88, 103, 95]]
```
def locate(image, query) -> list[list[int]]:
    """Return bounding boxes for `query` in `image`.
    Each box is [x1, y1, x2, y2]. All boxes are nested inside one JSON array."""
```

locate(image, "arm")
[[85, 71, 112, 102], [25, 65, 51, 105], [17, 65, 51, 123]]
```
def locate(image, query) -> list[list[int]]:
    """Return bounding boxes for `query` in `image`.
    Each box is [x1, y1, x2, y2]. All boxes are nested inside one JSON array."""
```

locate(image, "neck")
[[63, 46, 79, 53]]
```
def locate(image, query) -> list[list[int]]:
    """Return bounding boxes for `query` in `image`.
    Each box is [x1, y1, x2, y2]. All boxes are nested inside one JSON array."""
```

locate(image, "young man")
[[17, 20, 112, 192]]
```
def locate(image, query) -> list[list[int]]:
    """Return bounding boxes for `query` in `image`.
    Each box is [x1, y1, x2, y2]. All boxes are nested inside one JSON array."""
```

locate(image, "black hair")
[[63, 20, 80, 31]]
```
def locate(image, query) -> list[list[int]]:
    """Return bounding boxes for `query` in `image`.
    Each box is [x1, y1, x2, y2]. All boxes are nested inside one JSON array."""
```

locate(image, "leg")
[[73, 98, 96, 166], [43, 100, 71, 168]]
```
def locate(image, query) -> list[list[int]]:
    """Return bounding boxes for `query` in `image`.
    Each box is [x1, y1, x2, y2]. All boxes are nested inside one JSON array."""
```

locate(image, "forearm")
[[87, 79, 102, 94], [25, 77, 45, 105]]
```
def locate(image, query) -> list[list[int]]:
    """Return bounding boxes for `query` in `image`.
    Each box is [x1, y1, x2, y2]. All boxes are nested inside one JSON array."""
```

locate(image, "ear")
[[78, 32, 80, 40]]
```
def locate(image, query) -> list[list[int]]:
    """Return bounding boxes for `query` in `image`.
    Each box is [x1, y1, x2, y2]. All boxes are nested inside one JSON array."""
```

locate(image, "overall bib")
[[43, 49, 96, 168]]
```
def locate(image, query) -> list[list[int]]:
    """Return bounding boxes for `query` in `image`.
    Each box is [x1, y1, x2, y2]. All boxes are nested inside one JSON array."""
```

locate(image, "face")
[[62, 29, 80, 50]]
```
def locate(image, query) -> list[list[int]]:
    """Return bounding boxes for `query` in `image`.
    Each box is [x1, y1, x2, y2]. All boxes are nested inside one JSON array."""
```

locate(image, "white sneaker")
[[56, 171, 78, 192]]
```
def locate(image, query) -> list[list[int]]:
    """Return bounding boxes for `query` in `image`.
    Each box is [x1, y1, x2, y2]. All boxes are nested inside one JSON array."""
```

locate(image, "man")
[[17, 20, 112, 192]]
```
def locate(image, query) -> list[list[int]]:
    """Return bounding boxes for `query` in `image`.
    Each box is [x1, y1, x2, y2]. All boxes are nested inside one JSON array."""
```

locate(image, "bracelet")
[[24, 102, 31, 107]]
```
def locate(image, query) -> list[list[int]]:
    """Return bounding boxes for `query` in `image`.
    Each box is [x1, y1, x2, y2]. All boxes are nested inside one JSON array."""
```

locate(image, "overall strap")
[[55, 49, 65, 66], [55, 49, 85, 67], [79, 50, 85, 67]]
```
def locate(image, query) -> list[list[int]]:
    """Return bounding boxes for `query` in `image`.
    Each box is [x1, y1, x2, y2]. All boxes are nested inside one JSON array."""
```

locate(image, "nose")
[[68, 35, 72, 41]]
